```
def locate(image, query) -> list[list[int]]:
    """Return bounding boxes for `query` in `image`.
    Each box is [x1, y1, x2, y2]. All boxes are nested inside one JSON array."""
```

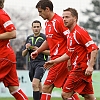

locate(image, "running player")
[[0, 0, 28, 100]]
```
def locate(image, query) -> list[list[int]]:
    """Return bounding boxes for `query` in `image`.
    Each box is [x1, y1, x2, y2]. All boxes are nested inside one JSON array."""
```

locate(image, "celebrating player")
[[31, 0, 80, 100], [0, 0, 28, 100], [44, 8, 98, 100]]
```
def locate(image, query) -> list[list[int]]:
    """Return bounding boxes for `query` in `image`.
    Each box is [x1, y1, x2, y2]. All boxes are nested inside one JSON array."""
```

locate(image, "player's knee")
[[61, 92, 72, 99], [8, 86, 19, 93], [83, 94, 95, 100], [32, 82, 39, 89], [42, 85, 54, 93]]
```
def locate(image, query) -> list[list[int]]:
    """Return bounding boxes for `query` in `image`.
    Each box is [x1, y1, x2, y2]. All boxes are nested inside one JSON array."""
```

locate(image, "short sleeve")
[[78, 30, 98, 53], [0, 14, 16, 32]]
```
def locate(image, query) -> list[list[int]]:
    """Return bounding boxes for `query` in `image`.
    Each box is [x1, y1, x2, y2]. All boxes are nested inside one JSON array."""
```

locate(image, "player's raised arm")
[[44, 53, 70, 69]]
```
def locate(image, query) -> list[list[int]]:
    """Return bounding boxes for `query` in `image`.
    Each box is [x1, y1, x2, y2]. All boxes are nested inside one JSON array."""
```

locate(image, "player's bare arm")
[[37, 40, 49, 53], [22, 43, 31, 57], [0, 30, 16, 39], [42, 50, 50, 56], [44, 53, 70, 69], [85, 49, 98, 76]]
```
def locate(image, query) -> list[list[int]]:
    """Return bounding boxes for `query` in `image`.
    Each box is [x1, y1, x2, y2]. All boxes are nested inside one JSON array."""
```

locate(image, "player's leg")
[[62, 72, 82, 100], [40, 84, 54, 100], [9, 86, 28, 100], [29, 62, 39, 100], [32, 65, 46, 100], [83, 94, 96, 100], [71, 93, 80, 100], [80, 82, 96, 100], [3, 61, 28, 100], [32, 78, 41, 100], [62, 91, 75, 100], [39, 82, 42, 99]]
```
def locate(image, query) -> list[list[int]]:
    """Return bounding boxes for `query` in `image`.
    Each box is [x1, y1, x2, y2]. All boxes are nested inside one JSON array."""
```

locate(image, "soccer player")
[[0, 0, 28, 100], [31, 0, 80, 100], [44, 8, 98, 100], [22, 20, 49, 100]]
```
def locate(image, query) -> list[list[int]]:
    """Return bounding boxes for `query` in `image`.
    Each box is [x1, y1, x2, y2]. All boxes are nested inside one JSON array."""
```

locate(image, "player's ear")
[[45, 7, 50, 11]]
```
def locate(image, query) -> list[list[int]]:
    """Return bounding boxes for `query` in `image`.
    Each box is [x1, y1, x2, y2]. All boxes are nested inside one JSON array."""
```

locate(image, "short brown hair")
[[0, 0, 4, 9], [36, 0, 53, 11]]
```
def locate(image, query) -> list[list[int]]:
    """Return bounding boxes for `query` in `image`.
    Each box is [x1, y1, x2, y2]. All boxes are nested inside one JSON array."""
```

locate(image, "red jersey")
[[0, 9, 16, 58], [45, 13, 70, 59], [66, 24, 98, 70], [44, 13, 70, 87]]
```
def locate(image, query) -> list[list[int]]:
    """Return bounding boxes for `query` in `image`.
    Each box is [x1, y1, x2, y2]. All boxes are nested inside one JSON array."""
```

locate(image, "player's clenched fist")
[[31, 50, 38, 59]]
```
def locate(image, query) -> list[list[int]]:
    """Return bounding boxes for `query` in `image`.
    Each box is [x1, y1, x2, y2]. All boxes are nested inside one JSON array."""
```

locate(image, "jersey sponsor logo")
[[3, 20, 13, 28], [46, 34, 53, 38], [63, 29, 70, 35]]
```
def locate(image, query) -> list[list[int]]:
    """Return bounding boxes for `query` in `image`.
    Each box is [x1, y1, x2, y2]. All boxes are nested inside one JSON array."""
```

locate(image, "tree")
[[79, 0, 100, 43]]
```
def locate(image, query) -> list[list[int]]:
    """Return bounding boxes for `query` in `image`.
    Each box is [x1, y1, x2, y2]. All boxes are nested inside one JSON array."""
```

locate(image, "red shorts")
[[62, 67, 94, 95], [0, 54, 19, 87], [44, 61, 69, 88]]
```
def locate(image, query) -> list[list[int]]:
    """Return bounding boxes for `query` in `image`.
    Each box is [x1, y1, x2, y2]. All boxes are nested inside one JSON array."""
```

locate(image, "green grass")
[[0, 97, 100, 100]]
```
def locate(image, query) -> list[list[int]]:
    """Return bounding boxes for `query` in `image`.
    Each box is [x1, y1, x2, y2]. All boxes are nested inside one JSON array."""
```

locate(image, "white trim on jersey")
[[3, 20, 13, 28], [85, 41, 94, 47], [52, 19, 58, 33], [73, 30, 80, 44]]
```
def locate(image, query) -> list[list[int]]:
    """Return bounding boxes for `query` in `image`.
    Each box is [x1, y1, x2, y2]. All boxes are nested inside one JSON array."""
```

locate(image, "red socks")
[[11, 88, 28, 100], [40, 93, 51, 100], [40, 93, 79, 100], [67, 93, 80, 100]]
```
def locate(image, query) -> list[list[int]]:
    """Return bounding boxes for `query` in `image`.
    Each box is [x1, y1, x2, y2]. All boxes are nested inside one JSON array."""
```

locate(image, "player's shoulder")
[[54, 13, 63, 22], [40, 33, 46, 38], [75, 25, 88, 35], [0, 9, 9, 17], [27, 34, 34, 39]]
